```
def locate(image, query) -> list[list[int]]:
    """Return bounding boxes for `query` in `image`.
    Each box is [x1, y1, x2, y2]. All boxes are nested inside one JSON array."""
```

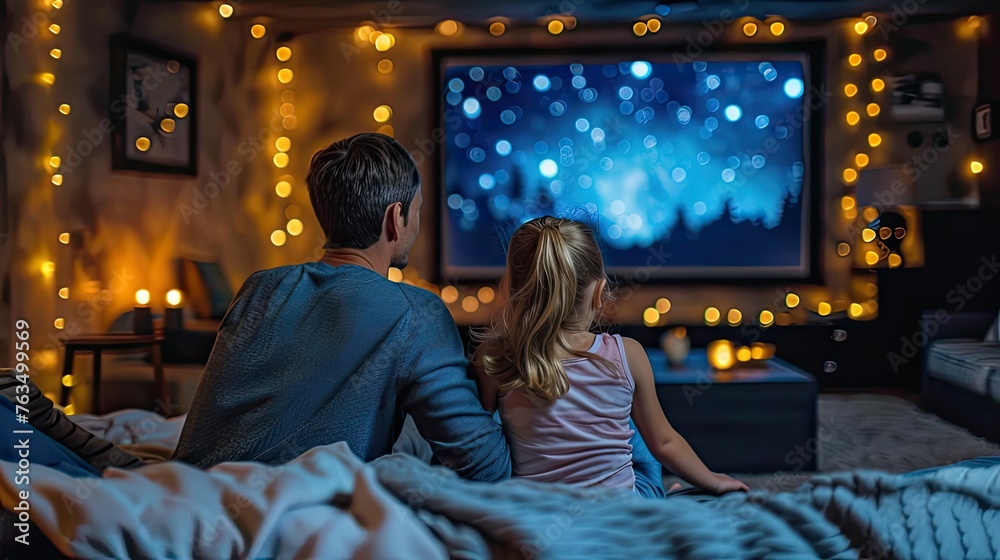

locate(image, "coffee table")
[[646, 348, 818, 473], [60, 333, 166, 415]]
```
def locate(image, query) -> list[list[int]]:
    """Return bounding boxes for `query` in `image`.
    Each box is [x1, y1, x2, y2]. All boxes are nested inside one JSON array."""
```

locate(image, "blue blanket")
[[372, 454, 1000, 559]]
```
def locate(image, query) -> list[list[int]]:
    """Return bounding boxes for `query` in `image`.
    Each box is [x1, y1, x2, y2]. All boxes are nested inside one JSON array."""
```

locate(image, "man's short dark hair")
[[306, 133, 420, 249]]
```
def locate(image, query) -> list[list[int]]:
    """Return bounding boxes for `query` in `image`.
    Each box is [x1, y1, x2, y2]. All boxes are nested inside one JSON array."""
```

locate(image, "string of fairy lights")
[[216, 5, 986, 328]]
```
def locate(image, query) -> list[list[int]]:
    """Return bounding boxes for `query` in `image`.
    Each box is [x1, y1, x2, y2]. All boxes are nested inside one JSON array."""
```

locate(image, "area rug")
[[665, 393, 1000, 493]]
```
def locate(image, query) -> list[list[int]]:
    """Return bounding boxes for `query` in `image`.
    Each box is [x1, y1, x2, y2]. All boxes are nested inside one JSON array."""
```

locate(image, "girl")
[[474, 216, 748, 495]]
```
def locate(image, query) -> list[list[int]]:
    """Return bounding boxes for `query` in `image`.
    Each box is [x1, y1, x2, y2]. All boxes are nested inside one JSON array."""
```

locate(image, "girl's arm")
[[471, 344, 499, 413], [622, 337, 749, 495]]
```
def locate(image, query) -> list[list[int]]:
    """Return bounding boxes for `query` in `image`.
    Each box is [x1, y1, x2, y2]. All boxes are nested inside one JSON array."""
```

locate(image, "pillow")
[[0, 369, 143, 471], [178, 259, 235, 320]]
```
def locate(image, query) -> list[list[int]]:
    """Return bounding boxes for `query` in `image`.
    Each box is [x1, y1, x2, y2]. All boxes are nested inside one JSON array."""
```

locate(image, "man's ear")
[[385, 201, 404, 242]]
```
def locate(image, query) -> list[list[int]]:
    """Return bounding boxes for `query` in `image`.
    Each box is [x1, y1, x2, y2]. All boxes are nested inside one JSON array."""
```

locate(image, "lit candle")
[[707, 340, 736, 371], [134, 289, 153, 334], [164, 289, 184, 331]]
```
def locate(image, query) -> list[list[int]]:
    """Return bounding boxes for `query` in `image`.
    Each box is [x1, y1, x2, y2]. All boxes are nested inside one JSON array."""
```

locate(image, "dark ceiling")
[[178, 0, 999, 29]]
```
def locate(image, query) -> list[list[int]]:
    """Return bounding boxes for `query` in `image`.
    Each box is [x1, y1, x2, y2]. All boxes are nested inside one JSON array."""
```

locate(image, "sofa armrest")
[[921, 310, 995, 343]]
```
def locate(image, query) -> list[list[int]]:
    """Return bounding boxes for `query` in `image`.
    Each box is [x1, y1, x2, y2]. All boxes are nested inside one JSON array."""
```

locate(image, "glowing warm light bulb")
[[136, 137, 151, 151], [271, 230, 287, 246], [849, 303, 863, 317], [873, 48, 888, 61], [743, 22, 758, 37], [166, 289, 183, 306], [50, 48, 62, 59], [888, 253, 902, 268], [971, 160, 984, 174], [846, 111, 860, 126], [251, 24, 266, 38], [40, 73, 55, 85], [770, 21, 785, 36], [547, 20, 564, 35], [865, 251, 880, 265], [59, 103, 71, 115], [373, 104, 392, 122], [282, 116, 297, 130], [633, 22, 648, 36], [647, 18, 662, 33], [478, 286, 495, 303], [51, 174, 63, 186], [818, 302, 831, 316], [643, 307, 659, 326], [704, 307, 721, 326], [759, 310, 775, 326], [854, 21, 869, 34], [218, 3, 233, 18], [866, 103, 880, 117], [169, 103, 187, 118], [436, 20, 459, 36], [274, 46, 292, 62], [862, 228, 877, 242], [41, 261, 56, 277], [375, 33, 393, 51], [785, 293, 800, 308], [356, 25, 375, 42], [275, 136, 291, 152], [62, 375, 74, 387], [51, 0, 63, 7], [277, 68, 294, 84], [868, 133, 882, 147], [279, 102, 295, 117], [58, 287, 69, 299], [273, 153, 289, 168], [286, 219, 304, 236], [377, 59, 393, 74], [160, 118, 176, 133], [843, 168, 858, 184], [49, 23, 60, 34], [275, 180, 292, 198], [49, 155, 61, 168], [871, 78, 885, 92], [727, 308, 743, 326], [837, 242, 851, 257], [489, 22, 506, 37], [54, 318, 65, 329], [135, 289, 151, 305], [862, 206, 879, 222], [841, 196, 856, 211], [440, 286, 459, 303], [848, 53, 862, 66], [655, 297, 671, 313], [59, 232, 70, 244], [462, 296, 480, 313], [844, 83, 858, 97], [855, 153, 870, 168]]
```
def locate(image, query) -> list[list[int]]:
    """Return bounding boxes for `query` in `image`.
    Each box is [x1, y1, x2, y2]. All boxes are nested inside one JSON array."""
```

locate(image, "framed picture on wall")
[[888, 73, 944, 122], [110, 34, 197, 176]]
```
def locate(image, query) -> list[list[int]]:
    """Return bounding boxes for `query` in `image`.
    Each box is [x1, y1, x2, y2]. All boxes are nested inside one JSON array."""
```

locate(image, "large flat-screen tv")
[[434, 45, 822, 282]]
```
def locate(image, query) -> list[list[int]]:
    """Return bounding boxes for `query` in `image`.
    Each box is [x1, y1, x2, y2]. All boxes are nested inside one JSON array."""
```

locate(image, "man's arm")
[[398, 292, 511, 482]]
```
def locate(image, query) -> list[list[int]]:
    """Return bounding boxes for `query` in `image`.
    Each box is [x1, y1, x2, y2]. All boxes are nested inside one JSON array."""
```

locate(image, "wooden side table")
[[59, 333, 166, 415]]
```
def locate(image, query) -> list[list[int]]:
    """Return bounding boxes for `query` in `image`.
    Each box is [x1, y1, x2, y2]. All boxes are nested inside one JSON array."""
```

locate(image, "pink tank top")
[[498, 333, 636, 490]]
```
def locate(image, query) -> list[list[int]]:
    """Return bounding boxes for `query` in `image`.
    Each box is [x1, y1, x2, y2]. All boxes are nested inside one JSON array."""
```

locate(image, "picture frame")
[[110, 34, 197, 176], [888, 72, 945, 123], [974, 103, 994, 141]]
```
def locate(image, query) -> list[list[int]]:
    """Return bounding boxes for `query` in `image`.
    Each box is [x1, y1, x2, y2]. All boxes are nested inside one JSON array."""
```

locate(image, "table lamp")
[[134, 289, 152, 335], [165, 289, 184, 331]]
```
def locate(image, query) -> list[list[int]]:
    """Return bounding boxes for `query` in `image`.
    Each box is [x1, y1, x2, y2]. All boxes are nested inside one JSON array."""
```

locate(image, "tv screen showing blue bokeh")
[[438, 52, 812, 279]]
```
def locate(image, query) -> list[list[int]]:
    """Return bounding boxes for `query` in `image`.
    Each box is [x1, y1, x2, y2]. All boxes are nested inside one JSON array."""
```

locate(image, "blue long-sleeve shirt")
[[174, 262, 511, 481]]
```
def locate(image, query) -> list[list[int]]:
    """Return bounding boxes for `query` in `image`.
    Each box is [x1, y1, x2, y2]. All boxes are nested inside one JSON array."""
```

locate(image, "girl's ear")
[[592, 278, 607, 310]]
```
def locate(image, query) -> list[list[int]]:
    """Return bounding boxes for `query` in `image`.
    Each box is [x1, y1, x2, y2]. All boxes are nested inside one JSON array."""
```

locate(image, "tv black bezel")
[[431, 41, 826, 286]]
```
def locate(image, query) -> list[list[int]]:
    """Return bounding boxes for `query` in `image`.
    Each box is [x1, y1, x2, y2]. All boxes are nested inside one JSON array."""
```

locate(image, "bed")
[[2, 407, 999, 559]]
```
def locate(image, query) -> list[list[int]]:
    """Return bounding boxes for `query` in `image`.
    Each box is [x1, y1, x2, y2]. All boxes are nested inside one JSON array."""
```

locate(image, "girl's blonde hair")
[[476, 216, 614, 401]]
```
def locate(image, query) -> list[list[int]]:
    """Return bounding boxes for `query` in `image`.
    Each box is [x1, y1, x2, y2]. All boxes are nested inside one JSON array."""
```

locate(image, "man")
[[175, 133, 664, 495], [174, 133, 509, 481]]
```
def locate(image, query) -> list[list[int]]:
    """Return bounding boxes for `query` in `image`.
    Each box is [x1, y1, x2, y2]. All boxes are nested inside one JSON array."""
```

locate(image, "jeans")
[[629, 418, 666, 498]]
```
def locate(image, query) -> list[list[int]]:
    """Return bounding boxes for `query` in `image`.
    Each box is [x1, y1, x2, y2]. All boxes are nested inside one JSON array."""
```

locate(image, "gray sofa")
[[921, 310, 1000, 442]]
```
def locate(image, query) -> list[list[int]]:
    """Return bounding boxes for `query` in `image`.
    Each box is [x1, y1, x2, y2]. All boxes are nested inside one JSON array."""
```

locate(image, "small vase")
[[661, 327, 691, 367]]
